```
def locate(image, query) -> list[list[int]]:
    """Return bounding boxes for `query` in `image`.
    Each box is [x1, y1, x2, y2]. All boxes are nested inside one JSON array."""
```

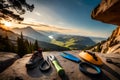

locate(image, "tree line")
[[0, 33, 39, 57]]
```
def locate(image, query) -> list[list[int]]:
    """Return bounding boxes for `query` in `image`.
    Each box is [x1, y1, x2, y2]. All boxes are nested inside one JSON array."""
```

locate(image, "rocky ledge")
[[0, 52, 19, 73], [0, 51, 120, 80]]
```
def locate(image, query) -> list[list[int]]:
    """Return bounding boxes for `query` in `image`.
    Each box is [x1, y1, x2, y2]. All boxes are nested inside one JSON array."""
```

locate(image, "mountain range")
[[90, 37, 106, 43], [0, 26, 69, 51], [11, 26, 101, 50], [1, 26, 114, 51], [51, 34, 96, 49]]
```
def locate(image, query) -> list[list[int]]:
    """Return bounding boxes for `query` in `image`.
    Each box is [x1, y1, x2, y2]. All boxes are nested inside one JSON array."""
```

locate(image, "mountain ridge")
[[11, 26, 51, 42], [12, 27, 97, 49]]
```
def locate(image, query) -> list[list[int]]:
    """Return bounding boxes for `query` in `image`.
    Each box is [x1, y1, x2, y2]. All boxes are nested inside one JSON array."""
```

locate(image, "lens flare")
[[4, 21, 11, 27]]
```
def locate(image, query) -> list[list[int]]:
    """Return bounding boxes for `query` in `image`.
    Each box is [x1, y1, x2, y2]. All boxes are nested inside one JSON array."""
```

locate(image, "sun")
[[4, 21, 12, 27]]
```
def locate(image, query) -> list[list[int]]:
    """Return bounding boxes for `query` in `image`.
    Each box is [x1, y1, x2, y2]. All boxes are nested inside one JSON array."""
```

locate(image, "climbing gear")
[[26, 50, 43, 69], [39, 58, 51, 72], [79, 51, 103, 66], [60, 52, 81, 63], [60, 52, 102, 77], [79, 62, 102, 77], [48, 55, 65, 76], [106, 58, 120, 68]]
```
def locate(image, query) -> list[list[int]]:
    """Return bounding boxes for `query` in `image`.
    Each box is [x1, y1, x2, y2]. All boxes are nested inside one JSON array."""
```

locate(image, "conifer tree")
[[17, 32, 26, 57], [34, 40, 39, 50], [29, 41, 34, 53], [24, 39, 31, 54], [0, 0, 34, 23], [4, 35, 11, 52], [0, 35, 4, 51]]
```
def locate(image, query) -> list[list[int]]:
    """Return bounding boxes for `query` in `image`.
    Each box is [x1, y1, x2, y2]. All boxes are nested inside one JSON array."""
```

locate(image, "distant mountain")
[[0, 27, 69, 51], [37, 30, 60, 36], [37, 30, 105, 43], [56, 35, 95, 45], [0, 26, 38, 45], [12, 26, 50, 42], [0, 27, 19, 40], [38, 30, 96, 50], [51, 34, 96, 50], [90, 37, 106, 43], [11, 26, 96, 50]]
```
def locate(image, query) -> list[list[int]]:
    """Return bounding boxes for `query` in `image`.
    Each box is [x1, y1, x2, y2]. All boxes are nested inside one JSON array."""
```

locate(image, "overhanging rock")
[[91, 0, 120, 25]]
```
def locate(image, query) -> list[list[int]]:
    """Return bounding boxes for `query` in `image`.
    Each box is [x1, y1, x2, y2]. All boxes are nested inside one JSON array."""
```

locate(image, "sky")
[[13, 0, 116, 38]]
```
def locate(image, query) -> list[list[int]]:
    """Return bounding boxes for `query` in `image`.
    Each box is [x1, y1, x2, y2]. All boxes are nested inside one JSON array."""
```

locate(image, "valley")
[[11, 26, 103, 50]]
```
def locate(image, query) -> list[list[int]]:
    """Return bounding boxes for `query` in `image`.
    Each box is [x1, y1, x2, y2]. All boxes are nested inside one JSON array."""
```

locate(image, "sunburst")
[[4, 21, 11, 27]]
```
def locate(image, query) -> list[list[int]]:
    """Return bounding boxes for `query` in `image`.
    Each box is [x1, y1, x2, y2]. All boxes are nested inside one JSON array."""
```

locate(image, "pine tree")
[[4, 35, 11, 52], [0, 35, 4, 51], [34, 40, 39, 50], [17, 32, 26, 57], [29, 41, 34, 53], [0, 0, 34, 23], [24, 39, 31, 54], [10, 44, 16, 53], [0, 35, 16, 52]]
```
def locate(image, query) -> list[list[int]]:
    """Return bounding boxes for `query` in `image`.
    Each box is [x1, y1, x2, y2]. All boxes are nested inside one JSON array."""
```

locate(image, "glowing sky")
[[14, 0, 116, 38]]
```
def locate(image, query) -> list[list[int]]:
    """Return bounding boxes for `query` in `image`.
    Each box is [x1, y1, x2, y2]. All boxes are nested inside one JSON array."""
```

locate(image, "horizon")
[[11, 26, 107, 39]]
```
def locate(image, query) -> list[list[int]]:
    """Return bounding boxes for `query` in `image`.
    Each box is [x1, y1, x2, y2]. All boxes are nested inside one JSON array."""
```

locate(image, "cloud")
[[24, 18, 37, 23], [35, 6, 66, 24], [12, 20, 107, 38], [57, 22, 65, 26], [31, 24, 85, 36], [34, 12, 41, 16]]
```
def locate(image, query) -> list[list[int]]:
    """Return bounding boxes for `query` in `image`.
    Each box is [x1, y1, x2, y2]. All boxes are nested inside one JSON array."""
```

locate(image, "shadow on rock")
[[27, 65, 53, 78]]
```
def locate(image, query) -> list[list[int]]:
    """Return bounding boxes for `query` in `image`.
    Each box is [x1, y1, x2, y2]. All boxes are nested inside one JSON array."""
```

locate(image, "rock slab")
[[0, 51, 120, 80], [0, 52, 19, 73]]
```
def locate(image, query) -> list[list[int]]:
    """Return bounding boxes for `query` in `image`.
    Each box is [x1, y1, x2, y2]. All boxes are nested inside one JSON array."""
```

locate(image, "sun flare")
[[4, 21, 12, 27]]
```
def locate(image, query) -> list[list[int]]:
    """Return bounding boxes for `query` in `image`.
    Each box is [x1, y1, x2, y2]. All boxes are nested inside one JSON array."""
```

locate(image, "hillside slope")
[[0, 27, 19, 40], [51, 35, 96, 50]]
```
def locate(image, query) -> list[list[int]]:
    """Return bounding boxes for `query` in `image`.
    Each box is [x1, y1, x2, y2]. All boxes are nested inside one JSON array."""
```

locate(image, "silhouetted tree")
[[24, 39, 31, 53], [0, 35, 4, 51], [4, 36, 11, 51], [17, 32, 37, 57], [17, 32, 26, 57], [34, 40, 39, 50], [0, 35, 16, 52], [29, 41, 34, 53], [0, 0, 34, 23]]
